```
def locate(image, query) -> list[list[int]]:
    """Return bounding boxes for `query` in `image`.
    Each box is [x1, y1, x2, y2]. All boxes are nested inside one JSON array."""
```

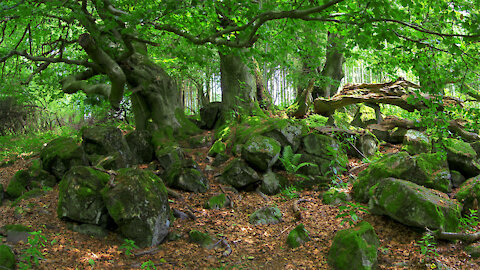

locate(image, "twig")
[[134, 247, 159, 257], [166, 187, 184, 201], [279, 224, 295, 236], [255, 188, 270, 201], [349, 163, 369, 174]]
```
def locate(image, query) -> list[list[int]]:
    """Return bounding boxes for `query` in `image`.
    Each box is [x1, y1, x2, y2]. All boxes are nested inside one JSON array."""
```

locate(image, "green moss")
[[10, 188, 45, 207], [2, 224, 32, 232], [189, 230, 214, 248], [0, 244, 15, 269], [6, 170, 31, 198], [205, 194, 227, 209], [444, 138, 476, 158], [286, 224, 310, 248], [208, 140, 226, 157]]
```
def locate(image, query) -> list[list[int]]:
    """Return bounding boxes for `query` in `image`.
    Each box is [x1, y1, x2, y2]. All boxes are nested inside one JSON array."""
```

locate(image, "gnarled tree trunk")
[[315, 32, 345, 99], [219, 51, 257, 114]]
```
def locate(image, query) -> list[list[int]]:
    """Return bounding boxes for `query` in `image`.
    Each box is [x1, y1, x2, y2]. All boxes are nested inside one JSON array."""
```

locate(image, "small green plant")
[[335, 202, 369, 226], [280, 185, 299, 200], [88, 258, 95, 268], [18, 230, 47, 270], [119, 238, 138, 257], [460, 209, 479, 232], [416, 232, 439, 264], [141, 260, 157, 270], [326, 144, 348, 188], [279, 145, 317, 177]]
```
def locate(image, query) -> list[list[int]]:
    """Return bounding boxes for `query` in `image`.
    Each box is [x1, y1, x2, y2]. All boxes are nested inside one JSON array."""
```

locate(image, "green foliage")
[[460, 209, 479, 233], [280, 185, 299, 200], [18, 230, 47, 270], [416, 232, 439, 264], [279, 145, 317, 179], [119, 239, 138, 257], [335, 202, 369, 226], [141, 260, 158, 270], [326, 144, 348, 188]]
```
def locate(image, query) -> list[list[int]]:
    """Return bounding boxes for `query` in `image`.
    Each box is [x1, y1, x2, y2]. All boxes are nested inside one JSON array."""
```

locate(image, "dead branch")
[[134, 247, 159, 257], [213, 239, 233, 257], [428, 228, 480, 243], [255, 188, 270, 201], [293, 198, 312, 221]]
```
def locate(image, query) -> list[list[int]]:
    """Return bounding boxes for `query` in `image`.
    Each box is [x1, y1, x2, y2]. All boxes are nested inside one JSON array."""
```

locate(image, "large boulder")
[[40, 137, 88, 179], [6, 163, 56, 199], [155, 143, 184, 171], [82, 126, 135, 168], [5, 170, 31, 198], [455, 175, 480, 213], [125, 130, 154, 164], [369, 178, 461, 232], [297, 133, 348, 178], [353, 152, 452, 202], [241, 135, 281, 172], [164, 159, 209, 193], [444, 138, 480, 178], [219, 158, 261, 190], [262, 121, 306, 153], [102, 168, 170, 247], [328, 221, 379, 270], [402, 130, 431, 155], [259, 171, 288, 195], [57, 166, 110, 226]]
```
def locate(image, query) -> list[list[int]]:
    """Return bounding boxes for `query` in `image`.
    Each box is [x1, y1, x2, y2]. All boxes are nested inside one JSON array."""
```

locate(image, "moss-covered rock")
[[369, 178, 461, 231], [353, 152, 452, 202], [189, 230, 215, 248], [69, 223, 108, 238], [220, 158, 261, 190], [402, 130, 431, 155], [353, 152, 416, 203], [125, 130, 154, 164], [0, 244, 15, 269], [322, 187, 351, 205], [40, 137, 88, 179], [155, 142, 184, 171], [10, 188, 46, 207], [451, 170, 466, 188], [102, 168, 170, 247], [6, 170, 31, 198], [259, 171, 288, 195], [241, 135, 281, 172], [57, 166, 110, 226], [82, 126, 135, 168], [444, 138, 480, 178], [204, 194, 230, 210], [286, 224, 310, 248], [208, 140, 226, 157], [455, 175, 480, 214], [465, 243, 480, 259], [200, 102, 225, 130], [328, 221, 379, 270], [249, 206, 283, 225], [165, 165, 209, 193], [262, 120, 307, 153]]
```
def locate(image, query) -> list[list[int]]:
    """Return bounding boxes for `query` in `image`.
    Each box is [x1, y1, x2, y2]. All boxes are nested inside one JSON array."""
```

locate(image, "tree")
[[1, 0, 479, 131]]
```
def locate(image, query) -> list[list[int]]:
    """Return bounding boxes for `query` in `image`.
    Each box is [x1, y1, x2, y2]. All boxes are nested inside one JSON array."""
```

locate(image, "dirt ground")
[[1, 139, 479, 270]]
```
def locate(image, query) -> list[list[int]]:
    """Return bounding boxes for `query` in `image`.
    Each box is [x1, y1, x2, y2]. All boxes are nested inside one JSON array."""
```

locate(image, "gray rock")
[[40, 137, 88, 179], [82, 126, 135, 168], [262, 121, 306, 153], [166, 167, 209, 193], [125, 130, 154, 163], [450, 170, 466, 188], [102, 168, 170, 247], [402, 130, 431, 155], [369, 178, 461, 231], [57, 166, 110, 226], [155, 143, 184, 171], [260, 171, 288, 195], [249, 206, 283, 225], [241, 135, 281, 172], [328, 221, 379, 270], [219, 159, 261, 190], [444, 138, 480, 178], [70, 223, 108, 238], [389, 127, 408, 144], [200, 102, 224, 130]]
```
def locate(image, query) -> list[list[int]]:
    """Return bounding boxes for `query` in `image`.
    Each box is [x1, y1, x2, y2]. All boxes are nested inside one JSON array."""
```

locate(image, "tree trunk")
[[219, 51, 257, 114], [122, 53, 181, 131], [253, 58, 272, 110], [315, 32, 345, 99]]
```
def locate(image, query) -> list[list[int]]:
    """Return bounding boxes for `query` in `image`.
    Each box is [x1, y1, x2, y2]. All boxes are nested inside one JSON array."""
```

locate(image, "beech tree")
[[1, 0, 479, 130]]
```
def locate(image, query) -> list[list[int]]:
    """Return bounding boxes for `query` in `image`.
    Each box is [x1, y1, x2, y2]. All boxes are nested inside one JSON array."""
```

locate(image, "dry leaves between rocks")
[[0, 140, 479, 269]]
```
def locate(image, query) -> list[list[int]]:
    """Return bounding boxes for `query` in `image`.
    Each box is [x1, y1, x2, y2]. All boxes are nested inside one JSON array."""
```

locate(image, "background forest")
[[1, 0, 480, 269]]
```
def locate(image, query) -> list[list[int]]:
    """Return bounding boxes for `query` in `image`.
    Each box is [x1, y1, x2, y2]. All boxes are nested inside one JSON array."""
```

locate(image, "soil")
[[1, 133, 479, 270]]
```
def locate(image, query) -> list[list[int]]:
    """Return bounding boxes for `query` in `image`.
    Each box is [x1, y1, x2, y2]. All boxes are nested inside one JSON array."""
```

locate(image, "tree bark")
[[219, 51, 257, 114], [315, 32, 345, 99], [253, 58, 272, 110]]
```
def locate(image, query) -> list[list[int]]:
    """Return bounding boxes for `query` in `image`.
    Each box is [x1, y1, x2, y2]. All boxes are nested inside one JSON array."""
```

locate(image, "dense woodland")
[[1, 0, 480, 269]]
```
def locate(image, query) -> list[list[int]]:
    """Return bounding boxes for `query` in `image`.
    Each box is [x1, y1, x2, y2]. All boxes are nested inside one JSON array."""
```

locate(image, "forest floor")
[[1, 131, 480, 270]]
